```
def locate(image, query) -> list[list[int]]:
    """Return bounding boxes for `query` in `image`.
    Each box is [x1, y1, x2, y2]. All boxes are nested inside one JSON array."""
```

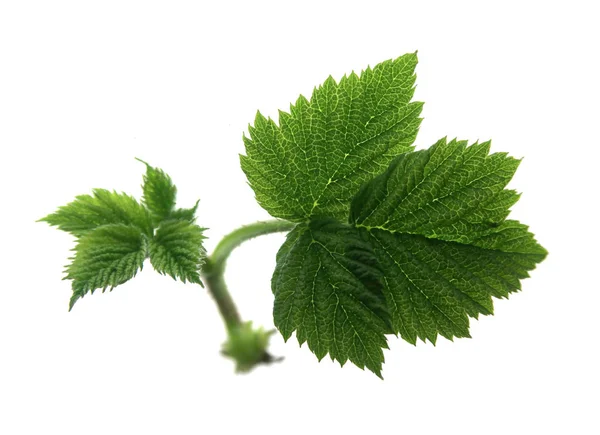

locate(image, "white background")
[[1, 1, 598, 434]]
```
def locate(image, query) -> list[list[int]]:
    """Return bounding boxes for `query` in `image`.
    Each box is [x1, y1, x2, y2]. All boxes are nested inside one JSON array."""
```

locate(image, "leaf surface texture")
[[241, 53, 423, 222], [149, 220, 206, 284], [66, 224, 148, 310], [351, 139, 547, 343], [272, 219, 391, 377], [40, 189, 153, 237]]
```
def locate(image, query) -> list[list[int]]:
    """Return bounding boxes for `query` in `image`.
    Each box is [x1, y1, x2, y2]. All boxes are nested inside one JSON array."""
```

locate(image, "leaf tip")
[[68, 293, 80, 312], [134, 157, 149, 165], [254, 110, 267, 125]]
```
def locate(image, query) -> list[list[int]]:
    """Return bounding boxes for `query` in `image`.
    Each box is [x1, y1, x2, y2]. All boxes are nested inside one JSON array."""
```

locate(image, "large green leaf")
[[241, 52, 423, 222], [351, 138, 547, 344], [272, 219, 392, 378]]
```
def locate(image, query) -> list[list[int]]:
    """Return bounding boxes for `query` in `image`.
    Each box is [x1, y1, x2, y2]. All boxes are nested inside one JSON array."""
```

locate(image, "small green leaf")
[[149, 220, 206, 284], [39, 189, 153, 237], [66, 224, 148, 310], [350, 138, 547, 344], [137, 158, 177, 224], [272, 219, 391, 378], [241, 52, 423, 223], [169, 199, 200, 223]]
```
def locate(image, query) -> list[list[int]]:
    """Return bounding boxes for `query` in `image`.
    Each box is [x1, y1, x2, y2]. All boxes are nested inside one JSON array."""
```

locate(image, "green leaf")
[[66, 224, 148, 310], [272, 219, 391, 378], [361, 229, 545, 344], [351, 138, 547, 344], [169, 199, 200, 223], [137, 158, 177, 224], [39, 189, 153, 237], [241, 52, 423, 222], [149, 220, 207, 285]]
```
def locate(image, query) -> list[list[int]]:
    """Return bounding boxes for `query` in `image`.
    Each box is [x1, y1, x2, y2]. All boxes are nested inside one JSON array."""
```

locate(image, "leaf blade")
[[148, 220, 207, 285], [272, 219, 391, 377], [363, 228, 545, 344], [352, 138, 543, 248], [169, 199, 200, 223], [242, 52, 423, 222], [137, 159, 178, 224], [350, 138, 547, 344], [39, 189, 153, 237], [66, 224, 148, 310]]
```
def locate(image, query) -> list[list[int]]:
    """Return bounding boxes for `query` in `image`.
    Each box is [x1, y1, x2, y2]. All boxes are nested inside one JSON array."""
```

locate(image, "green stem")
[[210, 220, 296, 277], [201, 219, 296, 332], [201, 269, 241, 332]]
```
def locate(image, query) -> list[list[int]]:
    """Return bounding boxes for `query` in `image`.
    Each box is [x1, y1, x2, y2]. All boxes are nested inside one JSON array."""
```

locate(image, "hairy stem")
[[201, 219, 296, 332]]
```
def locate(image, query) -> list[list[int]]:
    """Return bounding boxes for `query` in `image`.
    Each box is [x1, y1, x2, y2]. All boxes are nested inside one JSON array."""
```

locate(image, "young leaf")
[[241, 52, 423, 223], [169, 199, 200, 223], [149, 220, 207, 285], [66, 224, 148, 310], [272, 219, 392, 378], [137, 158, 177, 224], [350, 138, 547, 344], [39, 189, 153, 237]]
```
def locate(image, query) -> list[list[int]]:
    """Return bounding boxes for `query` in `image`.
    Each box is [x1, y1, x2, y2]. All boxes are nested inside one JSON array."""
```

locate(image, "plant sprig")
[[40, 52, 546, 378]]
